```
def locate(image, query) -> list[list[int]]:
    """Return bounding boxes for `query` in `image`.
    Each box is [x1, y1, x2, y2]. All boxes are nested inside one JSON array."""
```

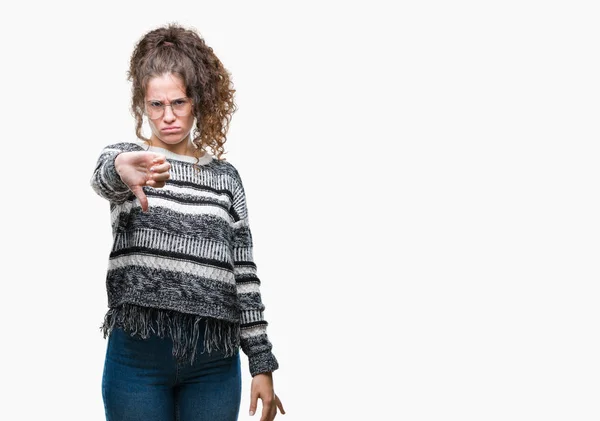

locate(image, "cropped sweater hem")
[[101, 302, 240, 364]]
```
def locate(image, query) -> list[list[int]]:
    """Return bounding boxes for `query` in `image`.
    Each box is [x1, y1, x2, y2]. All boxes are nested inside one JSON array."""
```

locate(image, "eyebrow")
[[146, 97, 188, 103]]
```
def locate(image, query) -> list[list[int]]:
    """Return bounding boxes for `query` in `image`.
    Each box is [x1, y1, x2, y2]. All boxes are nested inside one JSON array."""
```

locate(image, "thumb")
[[130, 185, 148, 212], [249, 387, 259, 416]]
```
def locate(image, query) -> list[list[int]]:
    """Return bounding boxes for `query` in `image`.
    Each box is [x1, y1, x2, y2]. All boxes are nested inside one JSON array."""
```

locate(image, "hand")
[[114, 151, 171, 212], [249, 372, 285, 421]]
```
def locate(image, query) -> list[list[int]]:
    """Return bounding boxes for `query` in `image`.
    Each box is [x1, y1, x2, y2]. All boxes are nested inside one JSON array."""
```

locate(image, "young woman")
[[90, 23, 285, 421]]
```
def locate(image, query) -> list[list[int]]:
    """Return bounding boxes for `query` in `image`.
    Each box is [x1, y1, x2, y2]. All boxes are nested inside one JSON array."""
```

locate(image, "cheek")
[[147, 119, 160, 136], [184, 115, 196, 130]]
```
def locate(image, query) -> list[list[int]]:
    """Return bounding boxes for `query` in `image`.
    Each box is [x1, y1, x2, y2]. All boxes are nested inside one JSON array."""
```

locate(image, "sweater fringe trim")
[[101, 303, 240, 364]]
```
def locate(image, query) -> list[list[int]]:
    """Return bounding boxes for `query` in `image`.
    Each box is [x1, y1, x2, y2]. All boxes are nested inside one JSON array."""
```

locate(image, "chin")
[[160, 136, 187, 144]]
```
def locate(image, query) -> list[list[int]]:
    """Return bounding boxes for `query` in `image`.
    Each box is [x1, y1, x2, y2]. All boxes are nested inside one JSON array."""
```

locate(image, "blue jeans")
[[102, 326, 242, 421]]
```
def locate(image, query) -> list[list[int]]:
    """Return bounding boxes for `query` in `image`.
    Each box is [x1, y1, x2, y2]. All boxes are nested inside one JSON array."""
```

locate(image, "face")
[[144, 73, 195, 155]]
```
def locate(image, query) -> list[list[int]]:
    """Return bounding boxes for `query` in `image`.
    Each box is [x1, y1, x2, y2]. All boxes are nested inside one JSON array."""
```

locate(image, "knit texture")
[[90, 140, 278, 377]]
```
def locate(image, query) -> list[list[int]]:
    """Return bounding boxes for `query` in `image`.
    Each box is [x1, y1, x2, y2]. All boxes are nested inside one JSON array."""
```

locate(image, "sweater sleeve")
[[90, 143, 143, 203], [231, 170, 279, 377]]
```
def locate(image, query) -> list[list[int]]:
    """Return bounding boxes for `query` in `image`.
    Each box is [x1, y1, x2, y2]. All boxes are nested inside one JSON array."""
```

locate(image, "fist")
[[114, 151, 171, 212]]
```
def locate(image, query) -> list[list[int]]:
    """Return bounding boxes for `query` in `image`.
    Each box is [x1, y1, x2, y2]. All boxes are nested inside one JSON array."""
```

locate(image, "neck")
[[146, 135, 198, 157]]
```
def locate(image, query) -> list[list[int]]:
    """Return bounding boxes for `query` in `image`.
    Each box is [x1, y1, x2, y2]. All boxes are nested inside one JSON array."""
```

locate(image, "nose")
[[163, 105, 176, 122]]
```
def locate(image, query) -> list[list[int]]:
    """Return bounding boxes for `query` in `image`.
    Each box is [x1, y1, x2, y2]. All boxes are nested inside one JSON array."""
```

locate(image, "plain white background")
[[1, 0, 599, 419]]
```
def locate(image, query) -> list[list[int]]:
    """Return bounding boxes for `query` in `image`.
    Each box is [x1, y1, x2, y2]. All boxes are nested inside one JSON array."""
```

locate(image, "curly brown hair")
[[128, 22, 237, 161]]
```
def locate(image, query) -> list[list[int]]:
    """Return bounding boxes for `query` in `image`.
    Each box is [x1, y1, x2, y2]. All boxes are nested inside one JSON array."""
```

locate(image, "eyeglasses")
[[144, 97, 193, 119]]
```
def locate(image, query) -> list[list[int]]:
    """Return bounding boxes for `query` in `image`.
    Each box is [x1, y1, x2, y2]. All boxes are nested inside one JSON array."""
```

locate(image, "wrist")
[[110, 152, 131, 191], [254, 371, 273, 378], [114, 152, 124, 174]]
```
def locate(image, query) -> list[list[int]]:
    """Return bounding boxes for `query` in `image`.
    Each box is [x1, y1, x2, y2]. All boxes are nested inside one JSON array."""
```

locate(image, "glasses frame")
[[144, 97, 194, 120]]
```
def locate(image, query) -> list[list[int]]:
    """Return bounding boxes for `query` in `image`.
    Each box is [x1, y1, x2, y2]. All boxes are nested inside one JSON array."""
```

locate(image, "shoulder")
[[208, 158, 243, 184], [111, 140, 146, 152], [101, 140, 146, 153]]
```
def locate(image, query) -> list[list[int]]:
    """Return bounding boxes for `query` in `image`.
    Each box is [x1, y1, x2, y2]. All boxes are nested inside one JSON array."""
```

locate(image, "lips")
[[162, 127, 180, 132]]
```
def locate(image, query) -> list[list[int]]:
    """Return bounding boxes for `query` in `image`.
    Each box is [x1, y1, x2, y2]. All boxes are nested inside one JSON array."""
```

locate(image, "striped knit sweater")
[[90, 140, 278, 377]]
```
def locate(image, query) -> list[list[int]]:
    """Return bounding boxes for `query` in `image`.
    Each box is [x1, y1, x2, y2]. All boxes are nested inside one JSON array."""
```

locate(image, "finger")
[[260, 405, 269, 421], [145, 179, 166, 189], [261, 407, 276, 421], [131, 186, 148, 212], [260, 398, 276, 421], [152, 181, 167, 188], [249, 389, 259, 417], [149, 162, 171, 173], [276, 396, 285, 414], [151, 154, 167, 164], [149, 171, 170, 182]]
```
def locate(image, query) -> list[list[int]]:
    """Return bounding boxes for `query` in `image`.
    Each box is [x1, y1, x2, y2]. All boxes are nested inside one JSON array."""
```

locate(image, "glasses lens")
[[146, 102, 164, 119], [145, 99, 192, 119], [172, 99, 192, 117]]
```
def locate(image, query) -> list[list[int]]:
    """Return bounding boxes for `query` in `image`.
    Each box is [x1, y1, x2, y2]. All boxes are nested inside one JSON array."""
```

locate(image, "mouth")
[[162, 127, 180, 132]]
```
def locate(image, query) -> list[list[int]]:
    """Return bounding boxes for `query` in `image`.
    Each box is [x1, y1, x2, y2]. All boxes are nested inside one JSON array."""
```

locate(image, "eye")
[[172, 99, 187, 106], [148, 101, 163, 108]]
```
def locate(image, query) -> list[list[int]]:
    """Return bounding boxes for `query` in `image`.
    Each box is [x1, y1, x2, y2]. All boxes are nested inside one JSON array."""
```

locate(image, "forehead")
[[146, 73, 186, 99]]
